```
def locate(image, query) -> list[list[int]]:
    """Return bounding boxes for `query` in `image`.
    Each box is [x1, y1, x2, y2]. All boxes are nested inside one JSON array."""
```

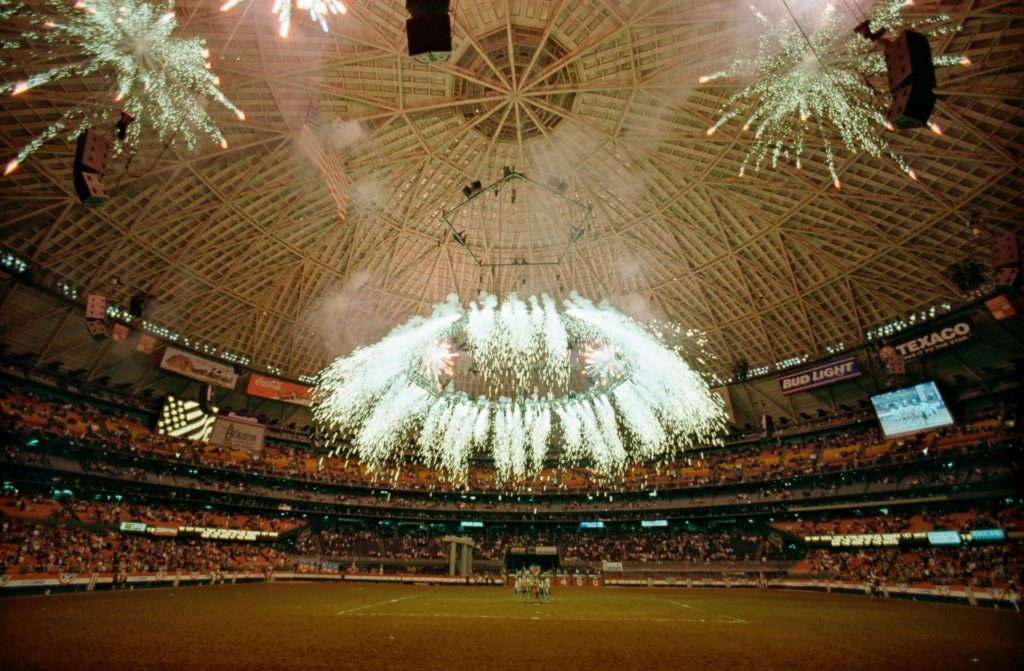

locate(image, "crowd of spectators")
[[560, 530, 765, 563], [801, 543, 1023, 588], [1, 382, 1020, 595], [3, 490, 1020, 590], [772, 507, 1023, 537], [297, 527, 774, 564], [0, 495, 297, 575], [0, 519, 286, 575], [1, 389, 1016, 501], [1, 494, 303, 533], [2, 439, 1017, 524]]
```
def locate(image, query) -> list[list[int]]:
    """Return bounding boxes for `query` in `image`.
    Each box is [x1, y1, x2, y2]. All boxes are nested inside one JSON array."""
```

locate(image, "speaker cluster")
[[883, 31, 937, 129]]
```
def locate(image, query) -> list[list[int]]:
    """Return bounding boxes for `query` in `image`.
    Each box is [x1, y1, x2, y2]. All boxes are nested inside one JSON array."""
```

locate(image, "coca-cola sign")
[[245, 373, 312, 406]]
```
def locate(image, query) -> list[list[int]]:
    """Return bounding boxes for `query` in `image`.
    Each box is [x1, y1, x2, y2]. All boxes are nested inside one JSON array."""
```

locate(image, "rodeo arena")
[[1, 1, 1023, 670]]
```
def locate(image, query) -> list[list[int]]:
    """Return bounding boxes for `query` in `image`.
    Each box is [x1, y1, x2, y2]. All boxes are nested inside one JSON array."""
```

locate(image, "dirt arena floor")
[[1, 582, 1021, 670]]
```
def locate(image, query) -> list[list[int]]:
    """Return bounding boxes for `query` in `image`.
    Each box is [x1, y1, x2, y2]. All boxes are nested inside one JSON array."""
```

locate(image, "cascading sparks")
[[699, 0, 963, 187], [220, 0, 347, 38], [2, 0, 243, 175], [313, 292, 727, 484]]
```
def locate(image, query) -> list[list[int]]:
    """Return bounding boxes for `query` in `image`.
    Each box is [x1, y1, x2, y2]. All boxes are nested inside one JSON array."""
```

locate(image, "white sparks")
[[420, 338, 457, 389], [2, 0, 242, 172], [582, 344, 625, 387], [313, 293, 726, 484], [222, 0, 347, 38], [702, 0, 958, 184]]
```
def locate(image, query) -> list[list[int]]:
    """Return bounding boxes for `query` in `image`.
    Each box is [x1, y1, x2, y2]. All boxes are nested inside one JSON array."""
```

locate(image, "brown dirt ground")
[[0, 583, 1021, 670]]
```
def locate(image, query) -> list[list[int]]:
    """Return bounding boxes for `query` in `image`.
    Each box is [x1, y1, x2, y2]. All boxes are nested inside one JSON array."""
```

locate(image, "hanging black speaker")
[[887, 83, 936, 129], [73, 170, 109, 206], [884, 30, 936, 92], [406, 1, 451, 63], [73, 129, 110, 175]]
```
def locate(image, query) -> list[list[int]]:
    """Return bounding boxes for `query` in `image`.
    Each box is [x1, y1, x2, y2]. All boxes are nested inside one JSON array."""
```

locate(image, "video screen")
[[870, 381, 954, 439]]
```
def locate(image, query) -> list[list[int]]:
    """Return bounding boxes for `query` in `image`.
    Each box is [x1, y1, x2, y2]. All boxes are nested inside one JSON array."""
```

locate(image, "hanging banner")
[[209, 411, 267, 454], [779, 356, 861, 395], [891, 320, 973, 362], [246, 374, 313, 406], [159, 346, 239, 389]]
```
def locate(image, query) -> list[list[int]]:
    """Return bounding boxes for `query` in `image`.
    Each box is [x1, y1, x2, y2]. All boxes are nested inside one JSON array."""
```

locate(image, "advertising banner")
[[209, 412, 267, 454], [246, 374, 312, 406], [891, 320, 973, 362], [159, 346, 238, 389], [779, 356, 861, 395]]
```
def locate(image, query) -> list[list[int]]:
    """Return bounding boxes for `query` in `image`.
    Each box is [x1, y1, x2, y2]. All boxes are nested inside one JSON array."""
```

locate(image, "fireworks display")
[[313, 293, 726, 483], [420, 338, 457, 390], [701, 0, 960, 186], [582, 344, 625, 387], [220, 0, 347, 39], [647, 319, 722, 381], [2, 0, 242, 175]]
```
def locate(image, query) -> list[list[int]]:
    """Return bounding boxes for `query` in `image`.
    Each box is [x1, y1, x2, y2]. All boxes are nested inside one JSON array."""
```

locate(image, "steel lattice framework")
[[0, 0, 1022, 391]]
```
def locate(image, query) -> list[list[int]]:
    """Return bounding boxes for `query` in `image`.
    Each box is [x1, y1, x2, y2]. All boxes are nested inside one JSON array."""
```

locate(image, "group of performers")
[[512, 568, 551, 604]]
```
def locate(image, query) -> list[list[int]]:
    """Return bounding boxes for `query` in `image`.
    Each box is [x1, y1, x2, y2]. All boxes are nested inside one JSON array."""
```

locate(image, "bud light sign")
[[779, 356, 861, 395]]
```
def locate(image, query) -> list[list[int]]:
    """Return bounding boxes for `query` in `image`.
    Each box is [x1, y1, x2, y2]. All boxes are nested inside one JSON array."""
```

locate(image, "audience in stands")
[[2, 492, 1021, 590], [801, 544, 1023, 588], [1, 389, 1016, 499], [298, 528, 767, 564], [0, 518, 286, 575], [1, 388, 1020, 592], [772, 507, 1023, 537], [0, 495, 297, 575]]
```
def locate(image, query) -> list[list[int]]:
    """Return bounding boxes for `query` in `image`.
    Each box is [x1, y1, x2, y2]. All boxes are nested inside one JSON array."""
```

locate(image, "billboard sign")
[[246, 373, 313, 406], [891, 320, 973, 362], [209, 412, 267, 454], [159, 346, 238, 389], [779, 356, 861, 395]]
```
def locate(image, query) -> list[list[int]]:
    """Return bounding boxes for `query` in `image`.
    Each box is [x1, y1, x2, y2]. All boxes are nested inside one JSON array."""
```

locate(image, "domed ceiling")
[[1, 0, 1021, 385]]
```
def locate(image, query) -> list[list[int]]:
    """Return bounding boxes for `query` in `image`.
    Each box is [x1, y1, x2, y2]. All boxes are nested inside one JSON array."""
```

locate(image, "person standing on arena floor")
[[1007, 581, 1021, 614]]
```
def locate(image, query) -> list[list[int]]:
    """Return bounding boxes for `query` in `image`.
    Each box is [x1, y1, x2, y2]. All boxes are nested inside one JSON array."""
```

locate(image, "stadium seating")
[[1, 386, 1020, 592]]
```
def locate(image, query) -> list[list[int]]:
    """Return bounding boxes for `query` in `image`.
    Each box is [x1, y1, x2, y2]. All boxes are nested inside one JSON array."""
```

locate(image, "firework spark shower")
[[2, 0, 243, 174], [701, 0, 961, 186], [313, 292, 726, 483]]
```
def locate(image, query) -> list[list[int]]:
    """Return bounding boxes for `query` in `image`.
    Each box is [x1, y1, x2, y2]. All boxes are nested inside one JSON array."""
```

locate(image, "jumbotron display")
[[312, 292, 726, 482], [870, 380, 955, 439]]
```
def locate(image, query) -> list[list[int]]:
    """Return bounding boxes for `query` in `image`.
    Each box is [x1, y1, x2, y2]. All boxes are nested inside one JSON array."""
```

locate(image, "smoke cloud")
[[324, 118, 370, 151], [314, 270, 391, 357], [349, 176, 388, 209], [606, 255, 662, 323]]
